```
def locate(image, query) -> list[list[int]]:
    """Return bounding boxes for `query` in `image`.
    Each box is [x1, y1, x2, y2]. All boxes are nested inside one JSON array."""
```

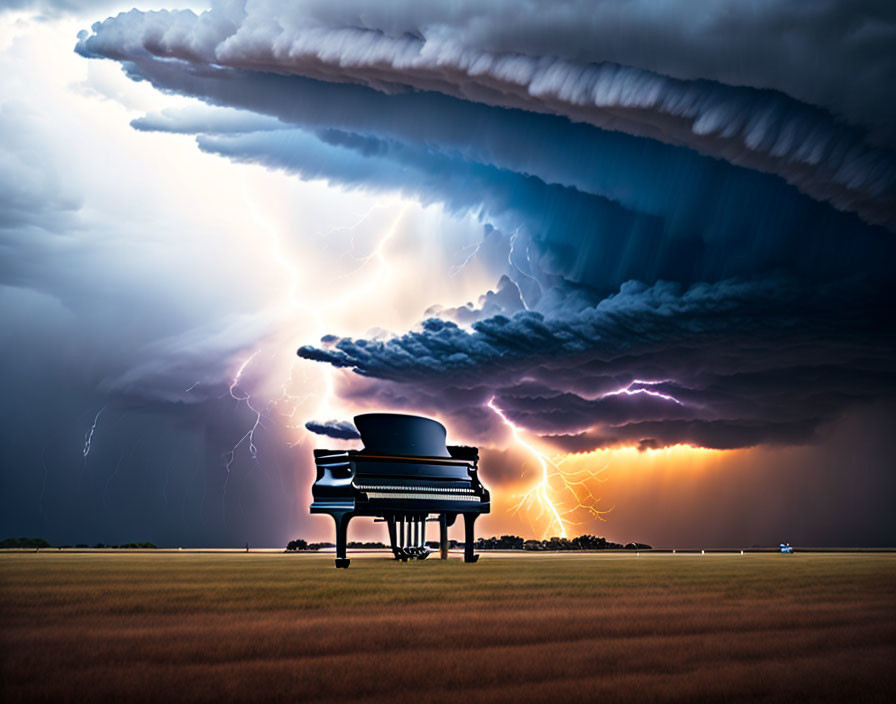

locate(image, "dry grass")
[[1, 552, 894, 702]]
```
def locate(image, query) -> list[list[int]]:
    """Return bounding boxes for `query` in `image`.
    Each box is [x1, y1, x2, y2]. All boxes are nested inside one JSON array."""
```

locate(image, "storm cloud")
[[76, 1, 896, 227], [70, 0, 896, 456], [298, 278, 895, 449]]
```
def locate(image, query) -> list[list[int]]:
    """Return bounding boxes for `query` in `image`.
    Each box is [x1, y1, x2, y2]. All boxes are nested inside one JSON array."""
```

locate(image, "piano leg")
[[332, 511, 352, 568], [439, 513, 448, 560], [387, 516, 401, 560], [463, 513, 480, 563]]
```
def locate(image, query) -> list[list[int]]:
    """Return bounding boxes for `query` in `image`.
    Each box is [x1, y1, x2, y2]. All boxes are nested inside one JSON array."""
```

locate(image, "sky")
[[1, 1, 894, 548]]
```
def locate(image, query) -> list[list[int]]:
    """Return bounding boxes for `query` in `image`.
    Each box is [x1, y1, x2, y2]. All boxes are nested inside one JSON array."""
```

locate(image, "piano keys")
[[310, 413, 490, 568]]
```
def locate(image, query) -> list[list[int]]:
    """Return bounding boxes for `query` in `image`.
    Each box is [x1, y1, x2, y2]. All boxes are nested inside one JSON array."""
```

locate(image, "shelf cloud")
[[71, 0, 896, 455], [76, 1, 896, 227]]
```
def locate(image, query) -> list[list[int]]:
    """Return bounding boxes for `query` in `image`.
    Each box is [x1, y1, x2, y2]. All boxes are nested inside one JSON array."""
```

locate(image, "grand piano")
[[310, 413, 490, 568]]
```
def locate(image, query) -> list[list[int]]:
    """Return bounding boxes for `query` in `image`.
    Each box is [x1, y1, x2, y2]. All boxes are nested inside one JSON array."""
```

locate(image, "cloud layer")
[[71, 0, 896, 458], [76, 1, 896, 227], [299, 278, 895, 450]]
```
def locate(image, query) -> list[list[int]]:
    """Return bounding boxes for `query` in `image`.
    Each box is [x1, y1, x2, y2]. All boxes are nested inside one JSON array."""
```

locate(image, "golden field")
[[1, 551, 894, 702]]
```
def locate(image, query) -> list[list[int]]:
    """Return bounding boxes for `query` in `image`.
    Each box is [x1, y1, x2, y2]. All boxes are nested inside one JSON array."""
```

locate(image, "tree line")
[[286, 534, 651, 551], [0, 537, 158, 549], [476, 535, 652, 550]]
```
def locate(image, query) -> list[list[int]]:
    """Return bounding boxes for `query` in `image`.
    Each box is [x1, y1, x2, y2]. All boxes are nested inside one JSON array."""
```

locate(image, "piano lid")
[[354, 413, 452, 458]]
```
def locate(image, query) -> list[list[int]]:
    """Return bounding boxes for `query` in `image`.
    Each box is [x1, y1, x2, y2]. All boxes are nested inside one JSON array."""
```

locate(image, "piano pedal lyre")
[[385, 513, 432, 561]]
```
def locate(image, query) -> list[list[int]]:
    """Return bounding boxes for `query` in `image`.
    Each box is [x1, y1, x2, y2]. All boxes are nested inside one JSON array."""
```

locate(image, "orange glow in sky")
[[477, 442, 735, 542]]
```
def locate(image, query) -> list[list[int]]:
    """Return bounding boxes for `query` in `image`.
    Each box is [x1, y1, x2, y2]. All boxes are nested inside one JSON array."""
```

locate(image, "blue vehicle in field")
[[780, 543, 793, 554]]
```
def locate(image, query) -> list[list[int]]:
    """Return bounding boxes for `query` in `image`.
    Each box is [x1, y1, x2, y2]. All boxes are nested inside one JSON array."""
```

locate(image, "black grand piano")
[[310, 413, 490, 568]]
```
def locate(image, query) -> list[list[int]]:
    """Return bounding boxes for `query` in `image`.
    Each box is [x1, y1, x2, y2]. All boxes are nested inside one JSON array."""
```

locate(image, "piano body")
[[310, 413, 490, 568]]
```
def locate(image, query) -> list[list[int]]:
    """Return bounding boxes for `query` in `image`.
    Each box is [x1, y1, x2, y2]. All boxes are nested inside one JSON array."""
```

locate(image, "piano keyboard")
[[354, 483, 473, 493], [364, 491, 481, 502], [354, 483, 480, 502]]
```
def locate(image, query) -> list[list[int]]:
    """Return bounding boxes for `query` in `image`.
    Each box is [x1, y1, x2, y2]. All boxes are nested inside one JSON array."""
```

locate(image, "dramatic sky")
[[2, 1, 894, 548]]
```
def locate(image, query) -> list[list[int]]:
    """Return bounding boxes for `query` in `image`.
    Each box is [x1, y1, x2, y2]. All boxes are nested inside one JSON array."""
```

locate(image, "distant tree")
[[510, 534, 648, 551], [119, 542, 157, 549], [546, 537, 573, 550], [572, 534, 607, 550], [286, 539, 309, 551], [424, 539, 460, 549], [0, 537, 51, 549], [498, 535, 525, 549], [624, 542, 652, 550], [475, 535, 526, 550]]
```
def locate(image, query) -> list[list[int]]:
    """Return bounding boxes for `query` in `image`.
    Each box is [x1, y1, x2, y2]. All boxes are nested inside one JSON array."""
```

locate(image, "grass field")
[[2, 552, 894, 703]]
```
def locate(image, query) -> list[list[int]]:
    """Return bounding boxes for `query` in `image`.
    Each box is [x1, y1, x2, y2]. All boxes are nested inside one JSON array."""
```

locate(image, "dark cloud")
[[544, 419, 824, 453], [304, 419, 361, 440], [425, 274, 525, 325], [298, 278, 885, 381], [299, 277, 896, 450]]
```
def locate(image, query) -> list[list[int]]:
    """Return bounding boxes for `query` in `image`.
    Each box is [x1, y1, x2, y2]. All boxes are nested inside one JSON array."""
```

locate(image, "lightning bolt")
[[233, 174, 408, 465], [82, 407, 105, 460], [487, 397, 611, 539], [483, 379, 678, 537], [600, 379, 683, 405], [301, 205, 407, 441], [507, 228, 541, 308], [223, 350, 262, 475], [449, 239, 483, 278]]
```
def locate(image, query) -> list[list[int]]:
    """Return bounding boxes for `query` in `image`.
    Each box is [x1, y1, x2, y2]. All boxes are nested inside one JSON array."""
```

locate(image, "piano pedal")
[[335, 558, 351, 568]]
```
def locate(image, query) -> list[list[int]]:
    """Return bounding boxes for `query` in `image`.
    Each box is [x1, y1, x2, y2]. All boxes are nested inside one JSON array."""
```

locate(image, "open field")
[[2, 552, 894, 703]]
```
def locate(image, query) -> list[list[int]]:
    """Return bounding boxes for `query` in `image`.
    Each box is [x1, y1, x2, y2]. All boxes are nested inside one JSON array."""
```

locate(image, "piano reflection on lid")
[[310, 413, 490, 568]]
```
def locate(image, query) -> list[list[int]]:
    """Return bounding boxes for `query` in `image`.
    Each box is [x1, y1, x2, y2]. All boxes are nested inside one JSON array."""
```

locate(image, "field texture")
[[2, 552, 895, 703]]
